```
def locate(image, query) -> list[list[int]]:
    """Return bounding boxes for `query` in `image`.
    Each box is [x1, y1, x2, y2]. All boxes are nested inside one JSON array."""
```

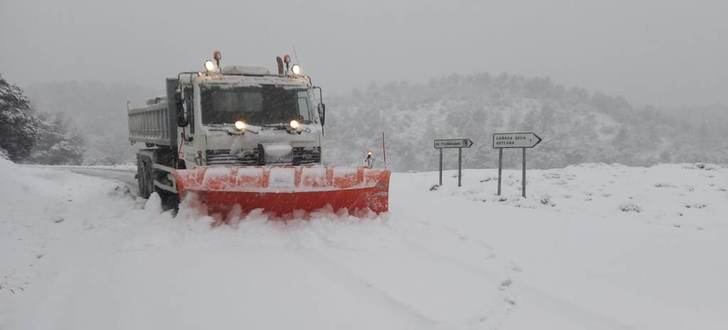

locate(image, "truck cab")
[[176, 65, 325, 169], [128, 53, 389, 215], [128, 55, 328, 201]]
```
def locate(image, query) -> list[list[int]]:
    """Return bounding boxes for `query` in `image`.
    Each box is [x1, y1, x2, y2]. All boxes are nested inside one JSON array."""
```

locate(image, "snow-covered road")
[[1, 158, 727, 330]]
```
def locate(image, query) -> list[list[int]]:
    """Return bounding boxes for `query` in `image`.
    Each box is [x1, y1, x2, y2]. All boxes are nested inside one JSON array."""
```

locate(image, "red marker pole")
[[382, 132, 387, 168]]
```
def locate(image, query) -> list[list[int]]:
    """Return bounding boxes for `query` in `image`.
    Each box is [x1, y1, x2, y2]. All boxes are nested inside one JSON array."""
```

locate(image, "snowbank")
[[1, 163, 514, 330], [1, 163, 727, 329]]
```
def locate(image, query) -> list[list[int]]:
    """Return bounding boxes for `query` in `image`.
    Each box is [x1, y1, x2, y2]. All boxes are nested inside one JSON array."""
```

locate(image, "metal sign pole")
[[433, 138, 473, 187], [522, 147, 526, 198], [458, 147, 462, 187], [439, 148, 443, 186], [492, 132, 541, 198], [497, 148, 503, 195]]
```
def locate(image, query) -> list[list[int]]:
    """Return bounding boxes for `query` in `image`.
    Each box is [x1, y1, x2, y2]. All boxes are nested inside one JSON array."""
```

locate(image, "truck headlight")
[[235, 120, 246, 131], [291, 64, 301, 75], [204, 60, 218, 73], [289, 120, 300, 129]]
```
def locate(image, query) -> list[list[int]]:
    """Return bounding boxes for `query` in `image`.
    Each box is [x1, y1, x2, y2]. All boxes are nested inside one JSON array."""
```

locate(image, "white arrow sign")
[[492, 132, 542, 148], [434, 138, 474, 149]]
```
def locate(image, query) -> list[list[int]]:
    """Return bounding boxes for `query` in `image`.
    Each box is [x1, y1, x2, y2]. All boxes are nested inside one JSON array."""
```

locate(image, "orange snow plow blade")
[[172, 166, 390, 216]]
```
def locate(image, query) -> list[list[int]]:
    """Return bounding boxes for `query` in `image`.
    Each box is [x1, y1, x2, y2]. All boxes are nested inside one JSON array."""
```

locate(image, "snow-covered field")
[[1, 157, 727, 329]]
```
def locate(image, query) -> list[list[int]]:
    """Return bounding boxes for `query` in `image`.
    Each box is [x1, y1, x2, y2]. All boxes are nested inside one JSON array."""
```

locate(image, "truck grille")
[[206, 149, 260, 165], [293, 147, 321, 165], [206, 147, 321, 166]]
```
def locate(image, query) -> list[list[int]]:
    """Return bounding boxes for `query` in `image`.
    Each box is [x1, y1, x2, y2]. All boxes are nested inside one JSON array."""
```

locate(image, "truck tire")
[[158, 190, 180, 211], [137, 149, 179, 211], [136, 154, 154, 199]]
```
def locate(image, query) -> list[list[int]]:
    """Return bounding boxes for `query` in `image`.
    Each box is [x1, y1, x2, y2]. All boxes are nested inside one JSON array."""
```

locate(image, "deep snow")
[[1, 157, 727, 329]]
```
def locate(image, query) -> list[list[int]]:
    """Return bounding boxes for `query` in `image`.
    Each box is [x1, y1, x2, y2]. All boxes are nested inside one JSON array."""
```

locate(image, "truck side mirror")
[[318, 103, 326, 126]]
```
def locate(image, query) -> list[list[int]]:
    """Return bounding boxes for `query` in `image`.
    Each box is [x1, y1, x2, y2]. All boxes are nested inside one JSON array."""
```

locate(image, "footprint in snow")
[[619, 202, 642, 213], [499, 278, 513, 290]]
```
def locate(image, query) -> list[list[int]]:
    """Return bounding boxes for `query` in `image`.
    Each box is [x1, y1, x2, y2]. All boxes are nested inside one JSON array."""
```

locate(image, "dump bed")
[[127, 79, 178, 146]]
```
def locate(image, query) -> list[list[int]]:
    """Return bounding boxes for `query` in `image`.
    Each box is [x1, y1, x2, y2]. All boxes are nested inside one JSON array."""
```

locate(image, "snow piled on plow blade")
[[172, 166, 390, 217]]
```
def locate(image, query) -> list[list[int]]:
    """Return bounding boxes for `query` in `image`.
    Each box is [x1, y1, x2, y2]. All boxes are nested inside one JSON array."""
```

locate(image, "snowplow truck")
[[127, 53, 390, 216]]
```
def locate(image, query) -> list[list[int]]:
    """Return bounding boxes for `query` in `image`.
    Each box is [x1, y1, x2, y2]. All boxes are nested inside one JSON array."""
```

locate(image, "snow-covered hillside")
[[1, 157, 727, 329], [325, 74, 728, 170], [22, 76, 728, 168]]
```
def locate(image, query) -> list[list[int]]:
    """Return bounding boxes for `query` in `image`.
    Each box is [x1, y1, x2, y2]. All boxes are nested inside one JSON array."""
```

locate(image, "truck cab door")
[[178, 87, 199, 166]]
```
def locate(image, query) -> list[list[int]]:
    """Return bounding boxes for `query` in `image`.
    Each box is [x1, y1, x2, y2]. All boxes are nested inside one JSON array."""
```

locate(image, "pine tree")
[[27, 112, 86, 165], [0, 75, 40, 161], [1, 74, 86, 164]]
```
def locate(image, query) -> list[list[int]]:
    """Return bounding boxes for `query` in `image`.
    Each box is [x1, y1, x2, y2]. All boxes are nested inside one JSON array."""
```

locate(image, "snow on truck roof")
[[221, 66, 270, 75], [196, 72, 311, 88], [134, 67, 310, 107]]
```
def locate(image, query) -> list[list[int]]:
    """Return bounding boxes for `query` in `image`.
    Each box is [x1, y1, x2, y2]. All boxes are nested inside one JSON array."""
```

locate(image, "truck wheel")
[[136, 155, 154, 199], [157, 190, 180, 212]]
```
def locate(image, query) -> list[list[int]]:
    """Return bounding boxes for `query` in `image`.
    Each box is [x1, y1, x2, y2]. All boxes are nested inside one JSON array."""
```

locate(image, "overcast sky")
[[1, 0, 726, 107]]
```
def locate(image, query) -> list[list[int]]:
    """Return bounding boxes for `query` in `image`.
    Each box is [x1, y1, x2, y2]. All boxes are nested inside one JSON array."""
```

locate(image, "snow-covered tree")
[[25, 81, 156, 165], [0, 75, 40, 161], [27, 112, 86, 165], [1, 74, 86, 164]]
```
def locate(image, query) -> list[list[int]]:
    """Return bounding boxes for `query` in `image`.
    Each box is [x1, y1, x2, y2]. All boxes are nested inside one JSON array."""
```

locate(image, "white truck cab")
[[128, 54, 327, 200], [176, 66, 324, 168]]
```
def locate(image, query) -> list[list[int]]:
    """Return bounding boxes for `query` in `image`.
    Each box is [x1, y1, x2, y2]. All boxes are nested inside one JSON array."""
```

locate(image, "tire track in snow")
[[433, 234, 639, 328], [421, 225, 637, 329], [299, 221, 515, 330], [67, 168, 139, 196], [31, 166, 138, 197], [373, 216, 519, 329], [294, 247, 443, 330], [406, 228, 630, 329], [508, 281, 638, 330], [396, 233, 518, 330], [396, 194, 636, 330]]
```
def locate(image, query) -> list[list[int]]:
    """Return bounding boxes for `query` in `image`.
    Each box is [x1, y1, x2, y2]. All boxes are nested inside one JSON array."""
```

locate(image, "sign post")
[[458, 147, 462, 187], [434, 138, 474, 187], [497, 148, 503, 195], [492, 132, 542, 197], [522, 147, 527, 198], [439, 148, 443, 186]]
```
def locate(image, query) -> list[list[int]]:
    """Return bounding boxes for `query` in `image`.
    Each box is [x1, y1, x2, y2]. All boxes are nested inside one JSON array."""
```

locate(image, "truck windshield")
[[200, 85, 312, 126]]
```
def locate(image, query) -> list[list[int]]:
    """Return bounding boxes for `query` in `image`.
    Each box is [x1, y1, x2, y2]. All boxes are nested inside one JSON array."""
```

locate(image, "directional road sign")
[[434, 138, 474, 149], [434, 138, 473, 187], [492, 132, 542, 149], [492, 131, 543, 198]]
